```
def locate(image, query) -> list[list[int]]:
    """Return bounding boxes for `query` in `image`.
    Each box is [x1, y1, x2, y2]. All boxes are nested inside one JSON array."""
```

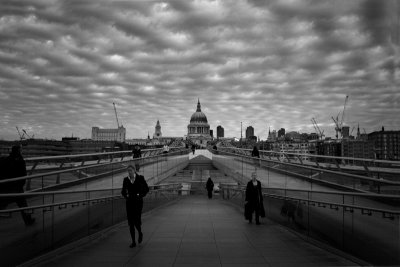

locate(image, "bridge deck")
[[38, 195, 359, 267]]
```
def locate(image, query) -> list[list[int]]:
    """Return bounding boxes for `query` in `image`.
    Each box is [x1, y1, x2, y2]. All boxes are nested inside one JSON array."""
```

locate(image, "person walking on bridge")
[[206, 177, 214, 199], [251, 145, 261, 167], [0, 145, 35, 226], [132, 144, 141, 159], [121, 164, 149, 248], [245, 171, 264, 225]]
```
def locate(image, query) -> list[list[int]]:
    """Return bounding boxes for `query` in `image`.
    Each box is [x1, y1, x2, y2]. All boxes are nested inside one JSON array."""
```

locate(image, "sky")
[[0, 0, 399, 141]]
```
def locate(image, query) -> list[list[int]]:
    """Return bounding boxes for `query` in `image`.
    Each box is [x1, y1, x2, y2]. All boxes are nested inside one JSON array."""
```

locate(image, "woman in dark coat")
[[206, 177, 214, 199], [121, 164, 149, 248], [245, 172, 263, 225], [0, 145, 35, 226]]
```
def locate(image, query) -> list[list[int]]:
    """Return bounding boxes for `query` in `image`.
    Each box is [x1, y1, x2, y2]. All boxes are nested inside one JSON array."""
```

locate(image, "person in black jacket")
[[0, 145, 35, 226], [121, 164, 149, 248], [251, 146, 260, 158], [251, 146, 261, 167], [205, 177, 214, 199], [245, 171, 263, 225], [132, 144, 142, 159]]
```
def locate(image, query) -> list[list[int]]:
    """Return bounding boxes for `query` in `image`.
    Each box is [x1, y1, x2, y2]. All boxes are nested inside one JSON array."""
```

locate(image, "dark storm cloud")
[[0, 0, 399, 140]]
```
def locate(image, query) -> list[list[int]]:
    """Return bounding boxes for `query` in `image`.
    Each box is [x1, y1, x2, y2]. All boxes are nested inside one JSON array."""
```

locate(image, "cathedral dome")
[[190, 100, 208, 123]]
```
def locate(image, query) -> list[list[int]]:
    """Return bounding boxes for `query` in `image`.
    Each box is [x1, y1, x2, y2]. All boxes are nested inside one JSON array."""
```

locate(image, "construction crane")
[[22, 129, 34, 139], [331, 95, 349, 139], [311, 118, 324, 140], [16, 126, 25, 140], [113, 102, 120, 128], [16, 127, 34, 140]]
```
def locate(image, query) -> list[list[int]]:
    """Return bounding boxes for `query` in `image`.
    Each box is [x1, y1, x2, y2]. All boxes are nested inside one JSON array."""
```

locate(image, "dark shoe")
[[138, 232, 143, 244], [129, 242, 136, 248], [25, 218, 35, 226], [248, 220, 252, 224], [256, 222, 260, 225]]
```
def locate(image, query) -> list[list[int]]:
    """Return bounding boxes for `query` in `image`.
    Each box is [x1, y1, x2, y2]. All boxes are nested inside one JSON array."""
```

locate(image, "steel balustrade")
[[210, 147, 400, 193], [0, 147, 190, 192]]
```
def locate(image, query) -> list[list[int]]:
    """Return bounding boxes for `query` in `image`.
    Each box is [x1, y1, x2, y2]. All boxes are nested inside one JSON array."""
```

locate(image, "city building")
[[342, 126, 350, 139], [267, 128, 277, 141], [341, 139, 372, 161], [217, 125, 224, 139], [246, 126, 254, 140], [285, 131, 301, 142], [273, 142, 311, 161], [187, 99, 211, 148], [278, 128, 285, 138], [91, 126, 126, 142], [368, 129, 400, 160], [153, 120, 162, 139]]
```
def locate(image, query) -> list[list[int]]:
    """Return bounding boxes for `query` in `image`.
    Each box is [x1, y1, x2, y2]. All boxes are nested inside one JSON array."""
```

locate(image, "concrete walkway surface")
[[36, 195, 360, 267]]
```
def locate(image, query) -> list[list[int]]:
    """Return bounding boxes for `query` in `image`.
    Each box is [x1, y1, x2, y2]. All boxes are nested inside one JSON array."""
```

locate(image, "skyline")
[[1, 0, 399, 141]]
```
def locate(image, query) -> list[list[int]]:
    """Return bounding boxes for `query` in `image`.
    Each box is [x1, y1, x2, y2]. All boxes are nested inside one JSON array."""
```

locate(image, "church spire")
[[196, 98, 201, 112]]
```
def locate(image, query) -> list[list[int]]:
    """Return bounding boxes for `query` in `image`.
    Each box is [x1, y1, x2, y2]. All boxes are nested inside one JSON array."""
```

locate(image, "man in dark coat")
[[0, 145, 35, 226], [132, 145, 142, 159], [251, 146, 260, 158], [205, 177, 214, 199], [251, 146, 261, 167], [245, 171, 263, 225], [121, 164, 149, 248]]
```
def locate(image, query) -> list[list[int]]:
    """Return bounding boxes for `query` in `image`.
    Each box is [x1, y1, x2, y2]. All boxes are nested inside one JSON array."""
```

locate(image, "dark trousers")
[[249, 202, 260, 223], [207, 190, 213, 199], [0, 190, 33, 225], [126, 200, 143, 243]]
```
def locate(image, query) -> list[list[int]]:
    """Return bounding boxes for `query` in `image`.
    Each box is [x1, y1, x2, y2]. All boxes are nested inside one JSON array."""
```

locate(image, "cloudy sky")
[[0, 0, 399, 141]]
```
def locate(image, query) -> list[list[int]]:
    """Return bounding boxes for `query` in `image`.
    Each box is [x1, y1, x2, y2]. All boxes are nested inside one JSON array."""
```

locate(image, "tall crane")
[[22, 129, 34, 139], [16, 126, 25, 140], [331, 95, 349, 139], [340, 95, 349, 130], [311, 118, 324, 140], [113, 102, 120, 128]]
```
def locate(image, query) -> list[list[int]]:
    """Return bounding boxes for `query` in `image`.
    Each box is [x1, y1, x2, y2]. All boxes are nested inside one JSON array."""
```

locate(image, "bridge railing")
[[23, 147, 186, 174], [0, 148, 190, 192], [0, 183, 183, 267], [210, 147, 400, 194], [220, 183, 400, 266]]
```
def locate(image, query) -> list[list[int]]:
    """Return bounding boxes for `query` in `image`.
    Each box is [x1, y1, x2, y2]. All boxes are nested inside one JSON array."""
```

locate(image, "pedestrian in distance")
[[206, 177, 214, 199], [251, 146, 260, 158], [132, 144, 142, 159], [191, 144, 196, 155], [121, 164, 149, 248], [0, 145, 35, 226], [245, 171, 264, 225], [251, 145, 261, 167]]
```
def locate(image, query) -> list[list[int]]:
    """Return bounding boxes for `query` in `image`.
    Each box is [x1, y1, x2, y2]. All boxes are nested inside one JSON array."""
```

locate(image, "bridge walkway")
[[37, 195, 359, 267]]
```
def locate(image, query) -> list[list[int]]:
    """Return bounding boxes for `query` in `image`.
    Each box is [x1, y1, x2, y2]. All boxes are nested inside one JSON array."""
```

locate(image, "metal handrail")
[[220, 185, 400, 216], [213, 149, 400, 186], [0, 185, 182, 214], [0, 149, 189, 185], [218, 147, 400, 166], [219, 183, 400, 199], [24, 147, 187, 162]]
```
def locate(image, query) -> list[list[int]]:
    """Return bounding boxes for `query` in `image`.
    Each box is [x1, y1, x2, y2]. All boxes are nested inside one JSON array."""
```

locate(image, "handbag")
[[244, 202, 252, 220], [259, 201, 266, 218]]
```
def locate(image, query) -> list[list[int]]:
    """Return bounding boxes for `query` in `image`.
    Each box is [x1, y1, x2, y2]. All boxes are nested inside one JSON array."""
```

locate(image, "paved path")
[[39, 196, 359, 267]]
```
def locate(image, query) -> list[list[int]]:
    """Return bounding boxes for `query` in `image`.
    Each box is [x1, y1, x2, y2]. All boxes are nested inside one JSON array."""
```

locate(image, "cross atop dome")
[[196, 98, 201, 112]]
